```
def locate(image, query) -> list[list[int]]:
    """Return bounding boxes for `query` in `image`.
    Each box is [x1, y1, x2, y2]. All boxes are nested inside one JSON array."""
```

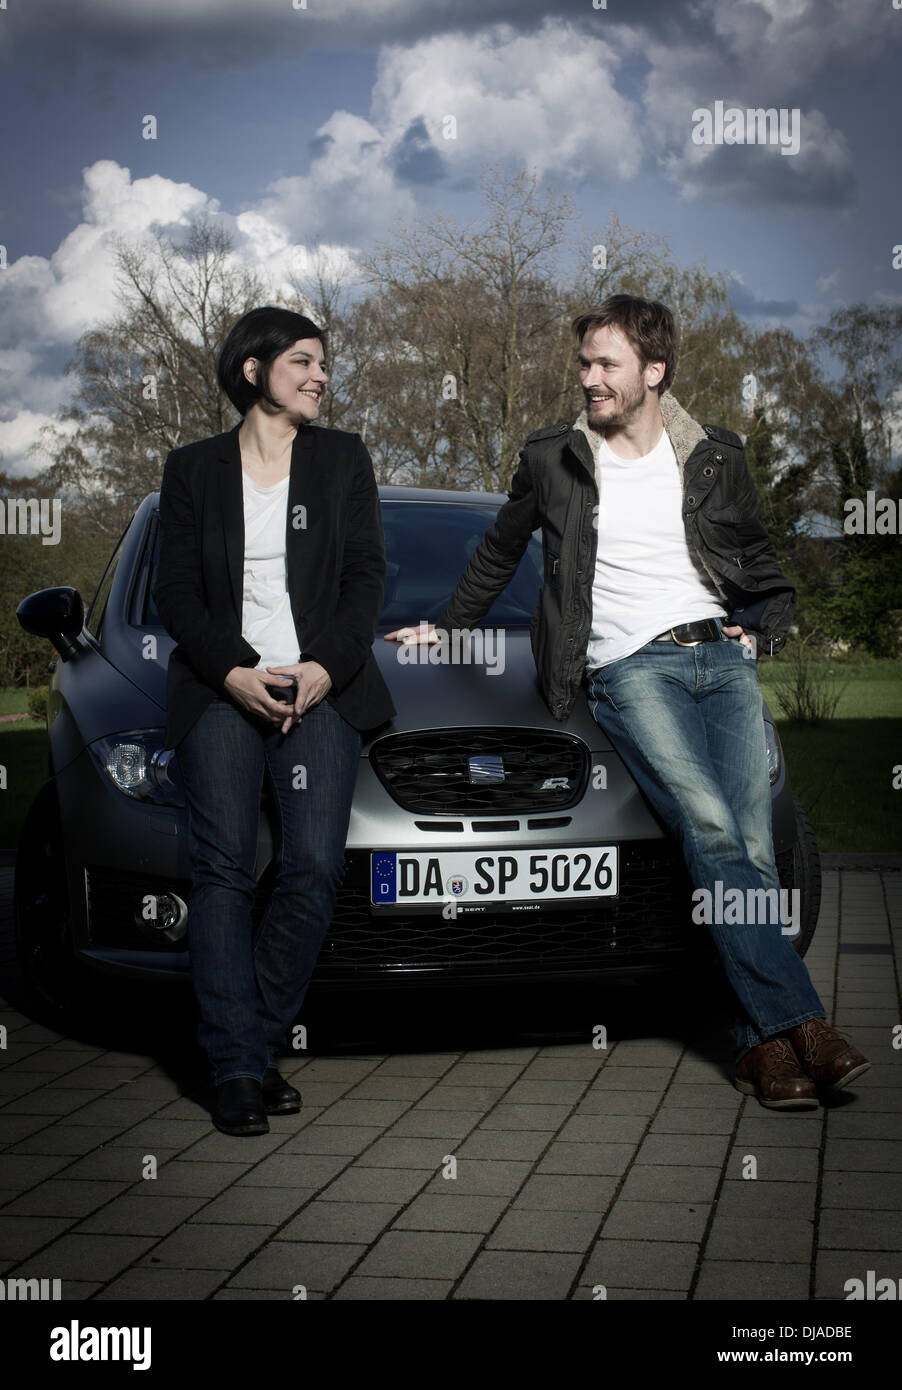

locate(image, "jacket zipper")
[[558, 490, 594, 715]]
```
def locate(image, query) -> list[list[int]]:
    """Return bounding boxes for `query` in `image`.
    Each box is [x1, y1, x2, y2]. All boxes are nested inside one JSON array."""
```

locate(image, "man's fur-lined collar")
[[572, 392, 707, 482]]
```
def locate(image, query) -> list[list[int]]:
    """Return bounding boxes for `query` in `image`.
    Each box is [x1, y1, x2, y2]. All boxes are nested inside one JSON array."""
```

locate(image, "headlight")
[[89, 731, 185, 806], [764, 721, 782, 786]]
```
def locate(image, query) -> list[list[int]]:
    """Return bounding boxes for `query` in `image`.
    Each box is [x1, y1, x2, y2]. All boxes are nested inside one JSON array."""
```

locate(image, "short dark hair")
[[217, 306, 327, 415], [571, 295, 677, 395]]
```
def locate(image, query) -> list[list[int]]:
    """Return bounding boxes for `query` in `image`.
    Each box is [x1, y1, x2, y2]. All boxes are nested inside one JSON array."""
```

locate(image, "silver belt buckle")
[[670, 626, 703, 647]]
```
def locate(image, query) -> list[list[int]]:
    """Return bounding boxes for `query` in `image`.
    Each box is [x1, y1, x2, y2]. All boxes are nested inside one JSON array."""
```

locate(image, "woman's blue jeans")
[[585, 630, 824, 1060], [176, 695, 362, 1086]]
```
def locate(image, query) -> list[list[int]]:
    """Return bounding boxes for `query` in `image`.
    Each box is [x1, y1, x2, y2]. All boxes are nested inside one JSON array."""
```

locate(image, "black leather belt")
[[653, 619, 722, 646]]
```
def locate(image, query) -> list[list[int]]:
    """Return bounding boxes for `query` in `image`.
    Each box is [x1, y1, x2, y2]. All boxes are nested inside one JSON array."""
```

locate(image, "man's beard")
[[585, 376, 646, 434]]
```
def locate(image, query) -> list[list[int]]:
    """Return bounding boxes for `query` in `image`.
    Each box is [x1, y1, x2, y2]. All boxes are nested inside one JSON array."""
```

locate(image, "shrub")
[[26, 685, 49, 722], [770, 640, 847, 726]]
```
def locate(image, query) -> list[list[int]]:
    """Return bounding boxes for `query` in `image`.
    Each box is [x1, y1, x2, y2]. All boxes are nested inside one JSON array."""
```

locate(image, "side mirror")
[[17, 586, 85, 662]]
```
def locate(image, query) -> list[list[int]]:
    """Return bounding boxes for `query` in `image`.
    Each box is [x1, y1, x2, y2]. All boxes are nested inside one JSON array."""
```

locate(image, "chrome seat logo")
[[468, 754, 505, 784]]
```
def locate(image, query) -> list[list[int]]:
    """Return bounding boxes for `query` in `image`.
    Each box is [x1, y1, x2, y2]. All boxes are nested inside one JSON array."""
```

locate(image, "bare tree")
[[285, 245, 368, 435], [570, 210, 749, 428], [36, 217, 263, 526], [359, 167, 577, 491]]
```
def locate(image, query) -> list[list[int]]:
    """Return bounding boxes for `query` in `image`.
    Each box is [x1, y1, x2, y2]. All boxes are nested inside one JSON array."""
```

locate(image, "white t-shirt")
[[240, 472, 302, 674], [585, 427, 724, 668]]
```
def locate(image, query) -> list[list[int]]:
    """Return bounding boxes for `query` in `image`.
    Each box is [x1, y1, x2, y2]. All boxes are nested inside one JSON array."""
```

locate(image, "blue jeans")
[[585, 628, 824, 1060], [176, 695, 362, 1086]]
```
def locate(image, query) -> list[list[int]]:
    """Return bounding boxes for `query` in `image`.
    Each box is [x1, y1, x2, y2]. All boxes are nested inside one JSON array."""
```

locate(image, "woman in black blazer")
[[153, 307, 395, 1136]]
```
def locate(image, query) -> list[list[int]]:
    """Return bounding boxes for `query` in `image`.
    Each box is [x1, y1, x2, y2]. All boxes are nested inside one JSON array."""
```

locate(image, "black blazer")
[[152, 420, 397, 750]]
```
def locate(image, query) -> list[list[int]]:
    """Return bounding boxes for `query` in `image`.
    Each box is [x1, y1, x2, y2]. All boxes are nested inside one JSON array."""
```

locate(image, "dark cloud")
[[674, 136, 856, 211], [728, 284, 800, 319], [308, 132, 335, 159], [0, 0, 698, 68], [390, 118, 445, 185]]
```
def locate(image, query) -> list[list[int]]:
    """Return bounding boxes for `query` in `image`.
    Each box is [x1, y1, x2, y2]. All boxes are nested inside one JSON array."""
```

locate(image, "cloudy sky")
[[0, 0, 899, 474]]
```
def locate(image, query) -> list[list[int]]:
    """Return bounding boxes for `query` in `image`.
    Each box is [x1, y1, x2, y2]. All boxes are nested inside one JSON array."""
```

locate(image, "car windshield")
[[380, 502, 542, 627], [143, 499, 543, 628]]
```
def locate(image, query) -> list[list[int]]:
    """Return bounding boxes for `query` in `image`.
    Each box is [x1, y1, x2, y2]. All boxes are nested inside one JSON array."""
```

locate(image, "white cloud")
[[253, 21, 641, 247], [253, 111, 418, 246], [0, 350, 73, 420], [0, 161, 216, 350], [371, 20, 641, 182], [0, 161, 354, 472], [232, 210, 359, 295], [0, 412, 76, 478]]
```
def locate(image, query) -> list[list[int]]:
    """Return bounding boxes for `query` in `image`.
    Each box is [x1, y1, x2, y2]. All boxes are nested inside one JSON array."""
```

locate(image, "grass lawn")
[[0, 717, 48, 850], [0, 688, 44, 715], [758, 669, 901, 852], [1, 665, 900, 853]]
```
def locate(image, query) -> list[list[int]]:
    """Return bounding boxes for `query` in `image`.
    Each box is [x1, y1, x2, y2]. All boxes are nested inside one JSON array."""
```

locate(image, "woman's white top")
[[240, 471, 302, 674]]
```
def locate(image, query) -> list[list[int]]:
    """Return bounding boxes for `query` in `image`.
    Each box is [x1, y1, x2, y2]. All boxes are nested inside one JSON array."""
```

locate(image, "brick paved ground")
[[0, 866, 900, 1301]]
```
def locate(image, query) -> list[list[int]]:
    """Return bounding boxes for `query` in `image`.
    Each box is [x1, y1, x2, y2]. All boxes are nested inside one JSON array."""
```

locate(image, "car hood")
[[370, 629, 609, 748], [123, 628, 611, 750]]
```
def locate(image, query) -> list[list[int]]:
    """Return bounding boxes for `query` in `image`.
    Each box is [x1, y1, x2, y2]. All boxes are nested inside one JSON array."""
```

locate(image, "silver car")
[[14, 487, 820, 1013]]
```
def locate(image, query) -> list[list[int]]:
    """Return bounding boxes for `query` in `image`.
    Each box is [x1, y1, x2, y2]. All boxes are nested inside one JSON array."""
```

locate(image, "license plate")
[[370, 847, 617, 909]]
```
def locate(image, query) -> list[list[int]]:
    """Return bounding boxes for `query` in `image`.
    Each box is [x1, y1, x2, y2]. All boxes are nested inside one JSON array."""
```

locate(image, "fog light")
[[134, 891, 188, 944]]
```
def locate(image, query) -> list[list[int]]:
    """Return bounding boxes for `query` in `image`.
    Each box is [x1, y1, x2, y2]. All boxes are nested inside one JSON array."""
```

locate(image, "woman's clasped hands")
[[223, 660, 332, 734]]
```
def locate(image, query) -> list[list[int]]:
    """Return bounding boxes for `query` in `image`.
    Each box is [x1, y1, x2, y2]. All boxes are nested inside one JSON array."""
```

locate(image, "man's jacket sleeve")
[[152, 449, 260, 691], [723, 450, 796, 652], [436, 448, 541, 632]]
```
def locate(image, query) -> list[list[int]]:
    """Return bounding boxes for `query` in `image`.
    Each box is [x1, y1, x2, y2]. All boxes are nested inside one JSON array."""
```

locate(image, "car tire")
[[775, 792, 821, 959], [13, 781, 96, 1017]]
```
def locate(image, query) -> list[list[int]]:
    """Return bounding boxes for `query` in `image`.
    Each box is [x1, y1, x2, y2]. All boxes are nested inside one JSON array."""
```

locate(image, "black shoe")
[[212, 1077, 269, 1136], [262, 1067, 302, 1114]]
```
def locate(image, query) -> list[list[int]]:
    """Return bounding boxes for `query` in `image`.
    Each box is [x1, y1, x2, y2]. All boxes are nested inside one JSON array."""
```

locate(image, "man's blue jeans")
[[176, 695, 362, 1086], [585, 629, 824, 1060]]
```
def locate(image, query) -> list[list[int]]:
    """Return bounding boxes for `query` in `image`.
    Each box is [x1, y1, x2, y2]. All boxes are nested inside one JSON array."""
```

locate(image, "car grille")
[[315, 843, 710, 976], [85, 843, 713, 977], [369, 728, 591, 814]]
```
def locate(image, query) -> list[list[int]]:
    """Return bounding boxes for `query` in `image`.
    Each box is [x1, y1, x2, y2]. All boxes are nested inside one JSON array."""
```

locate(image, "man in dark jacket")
[[387, 294, 868, 1110]]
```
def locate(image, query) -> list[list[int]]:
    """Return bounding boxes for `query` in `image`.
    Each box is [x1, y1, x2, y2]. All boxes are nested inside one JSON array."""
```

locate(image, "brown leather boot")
[[785, 1018, 871, 1093], [734, 1037, 819, 1110]]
